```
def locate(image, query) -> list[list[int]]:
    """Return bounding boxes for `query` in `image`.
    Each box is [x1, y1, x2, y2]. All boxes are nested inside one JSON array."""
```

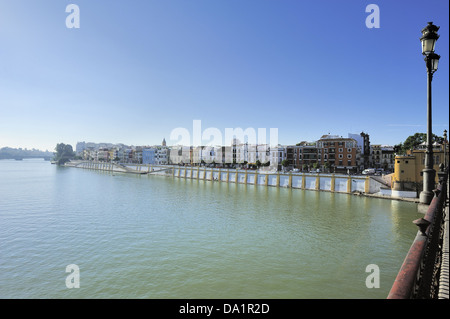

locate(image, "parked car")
[[362, 168, 376, 175]]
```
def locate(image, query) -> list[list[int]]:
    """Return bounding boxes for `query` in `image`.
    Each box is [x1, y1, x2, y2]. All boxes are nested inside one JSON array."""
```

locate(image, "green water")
[[0, 159, 422, 299]]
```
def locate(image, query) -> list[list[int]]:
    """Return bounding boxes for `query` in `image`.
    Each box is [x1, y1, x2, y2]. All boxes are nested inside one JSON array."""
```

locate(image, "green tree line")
[[394, 133, 444, 155], [54, 143, 75, 165]]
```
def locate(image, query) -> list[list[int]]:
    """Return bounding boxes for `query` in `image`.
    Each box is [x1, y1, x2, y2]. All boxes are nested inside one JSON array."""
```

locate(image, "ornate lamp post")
[[419, 22, 441, 205]]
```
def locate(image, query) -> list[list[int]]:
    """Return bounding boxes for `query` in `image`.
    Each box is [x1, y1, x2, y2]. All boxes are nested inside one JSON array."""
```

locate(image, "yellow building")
[[392, 145, 447, 191]]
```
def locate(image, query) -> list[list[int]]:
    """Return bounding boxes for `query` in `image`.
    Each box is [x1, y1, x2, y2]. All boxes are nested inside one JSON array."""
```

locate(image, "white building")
[[269, 146, 286, 170]]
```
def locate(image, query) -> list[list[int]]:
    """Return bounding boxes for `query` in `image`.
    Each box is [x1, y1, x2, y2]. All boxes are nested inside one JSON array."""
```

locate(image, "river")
[[0, 159, 422, 299]]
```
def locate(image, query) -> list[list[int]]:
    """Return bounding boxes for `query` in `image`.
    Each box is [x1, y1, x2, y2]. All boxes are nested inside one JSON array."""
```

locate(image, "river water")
[[0, 159, 422, 299]]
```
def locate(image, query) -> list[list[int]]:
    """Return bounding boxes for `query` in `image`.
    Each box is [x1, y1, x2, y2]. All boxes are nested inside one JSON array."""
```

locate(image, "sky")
[[0, 0, 448, 152]]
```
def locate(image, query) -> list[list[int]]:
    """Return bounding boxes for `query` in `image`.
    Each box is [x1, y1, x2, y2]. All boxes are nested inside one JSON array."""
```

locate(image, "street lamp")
[[419, 22, 441, 205]]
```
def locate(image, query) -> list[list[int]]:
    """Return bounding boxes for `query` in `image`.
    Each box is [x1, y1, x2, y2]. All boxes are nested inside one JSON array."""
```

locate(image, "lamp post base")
[[419, 167, 436, 205], [419, 190, 434, 205]]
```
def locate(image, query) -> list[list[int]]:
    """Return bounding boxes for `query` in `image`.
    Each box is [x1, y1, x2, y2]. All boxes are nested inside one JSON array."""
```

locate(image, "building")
[[285, 145, 296, 169], [316, 135, 358, 173], [155, 146, 169, 165], [97, 148, 110, 162], [372, 145, 395, 172], [296, 144, 319, 171], [121, 148, 134, 163], [269, 146, 286, 171], [76, 142, 86, 156], [392, 143, 447, 193], [142, 148, 157, 165], [348, 132, 371, 170], [236, 143, 249, 165], [380, 146, 395, 172], [371, 145, 382, 169], [247, 144, 270, 166], [283, 144, 319, 171], [169, 146, 191, 165], [201, 146, 219, 165]]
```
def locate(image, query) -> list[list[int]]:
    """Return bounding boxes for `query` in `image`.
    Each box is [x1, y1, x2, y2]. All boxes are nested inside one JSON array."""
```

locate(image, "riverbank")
[[64, 161, 422, 203]]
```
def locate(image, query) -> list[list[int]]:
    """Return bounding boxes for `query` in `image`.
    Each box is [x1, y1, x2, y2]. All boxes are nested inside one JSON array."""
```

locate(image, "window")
[[347, 148, 352, 153], [347, 160, 352, 166], [347, 154, 352, 159], [405, 160, 408, 164], [339, 148, 343, 153], [338, 154, 343, 159]]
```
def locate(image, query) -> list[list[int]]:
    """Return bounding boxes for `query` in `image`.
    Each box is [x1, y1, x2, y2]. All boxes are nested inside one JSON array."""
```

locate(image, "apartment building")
[[348, 132, 371, 170], [269, 146, 286, 170], [372, 144, 395, 171], [316, 135, 358, 173]]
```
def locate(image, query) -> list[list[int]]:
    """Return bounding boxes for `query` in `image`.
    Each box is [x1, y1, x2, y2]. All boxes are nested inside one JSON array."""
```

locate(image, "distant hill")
[[0, 147, 54, 160]]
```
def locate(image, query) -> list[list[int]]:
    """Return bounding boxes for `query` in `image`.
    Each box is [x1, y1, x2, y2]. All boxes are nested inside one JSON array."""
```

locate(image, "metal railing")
[[388, 168, 448, 299]]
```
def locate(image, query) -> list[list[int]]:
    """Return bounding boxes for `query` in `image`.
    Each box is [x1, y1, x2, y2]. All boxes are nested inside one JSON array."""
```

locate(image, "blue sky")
[[0, 0, 448, 151]]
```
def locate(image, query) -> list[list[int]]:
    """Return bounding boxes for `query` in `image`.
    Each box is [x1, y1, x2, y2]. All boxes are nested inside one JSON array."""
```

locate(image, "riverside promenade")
[[65, 161, 389, 196]]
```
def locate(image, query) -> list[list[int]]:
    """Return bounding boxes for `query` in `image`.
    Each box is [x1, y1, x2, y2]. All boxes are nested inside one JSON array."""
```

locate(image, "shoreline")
[[64, 160, 421, 204]]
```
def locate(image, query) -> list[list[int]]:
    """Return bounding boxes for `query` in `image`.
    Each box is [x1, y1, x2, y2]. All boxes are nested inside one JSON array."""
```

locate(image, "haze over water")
[[0, 159, 422, 299]]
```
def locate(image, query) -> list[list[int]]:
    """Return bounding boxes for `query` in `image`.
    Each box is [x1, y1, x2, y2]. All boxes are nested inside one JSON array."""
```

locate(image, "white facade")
[[269, 146, 286, 169]]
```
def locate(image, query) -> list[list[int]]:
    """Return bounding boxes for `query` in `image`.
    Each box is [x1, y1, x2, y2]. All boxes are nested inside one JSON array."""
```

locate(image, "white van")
[[362, 168, 376, 175]]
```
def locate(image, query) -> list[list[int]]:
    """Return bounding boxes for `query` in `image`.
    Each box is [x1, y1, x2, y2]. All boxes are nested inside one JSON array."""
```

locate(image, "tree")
[[256, 160, 261, 168], [281, 159, 289, 168], [54, 143, 75, 165], [397, 133, 443, 155]]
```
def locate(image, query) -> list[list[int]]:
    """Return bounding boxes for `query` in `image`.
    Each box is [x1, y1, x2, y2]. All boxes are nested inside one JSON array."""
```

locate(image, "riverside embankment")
[[65, 161, 401, 199]]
